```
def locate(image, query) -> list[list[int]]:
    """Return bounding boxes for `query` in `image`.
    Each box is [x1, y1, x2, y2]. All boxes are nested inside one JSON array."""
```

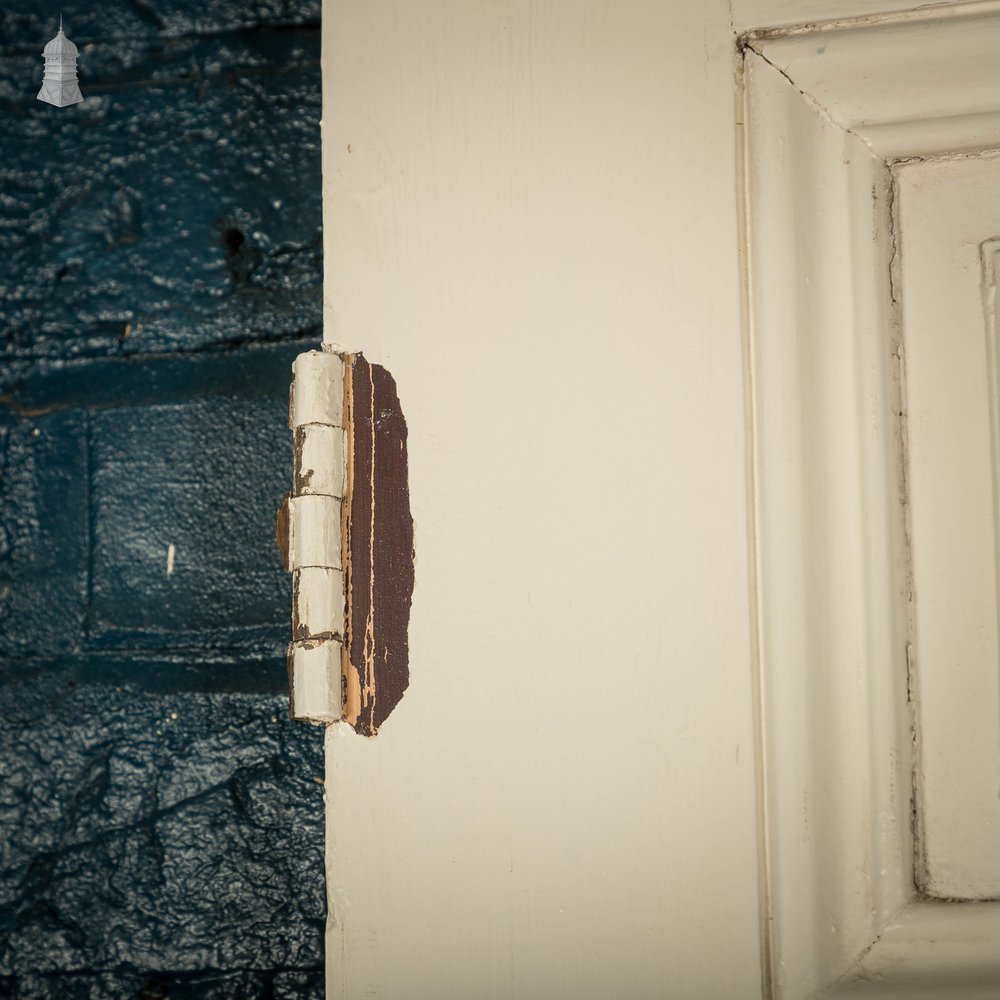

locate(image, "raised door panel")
[[899, 154, 1000, 900]]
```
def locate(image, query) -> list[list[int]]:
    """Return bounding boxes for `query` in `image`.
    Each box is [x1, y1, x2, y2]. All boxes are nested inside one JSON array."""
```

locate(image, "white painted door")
[[316, 1, 1000, 998], [321, 2, 763, 998]]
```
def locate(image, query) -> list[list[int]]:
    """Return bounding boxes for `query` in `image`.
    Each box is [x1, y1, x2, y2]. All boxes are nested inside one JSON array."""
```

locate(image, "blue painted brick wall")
[[0, 2, 325, 996]]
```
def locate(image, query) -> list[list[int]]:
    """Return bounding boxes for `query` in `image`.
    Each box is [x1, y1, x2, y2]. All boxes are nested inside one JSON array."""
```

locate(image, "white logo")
[[37, 16, 83, 108]]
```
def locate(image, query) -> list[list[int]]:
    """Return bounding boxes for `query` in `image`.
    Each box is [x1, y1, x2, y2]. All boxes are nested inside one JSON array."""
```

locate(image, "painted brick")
[[0, 412, 88, 656], [0, 670, 325, 997], [0, 18, 321, 360], [0, 1, 325, 994], [89, 395, 290, 649]]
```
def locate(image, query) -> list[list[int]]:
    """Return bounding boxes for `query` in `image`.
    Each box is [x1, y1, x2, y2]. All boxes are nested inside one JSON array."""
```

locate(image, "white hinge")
[[278, 349, 347, 724]]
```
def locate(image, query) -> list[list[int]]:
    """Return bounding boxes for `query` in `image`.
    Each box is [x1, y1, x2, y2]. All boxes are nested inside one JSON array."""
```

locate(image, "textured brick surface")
[[0, 4, 321, 360], [88, 395, 290, 648], [0, 673, 325, 999], [0, 412, 88, 657], [0, 1, 324, 995], [0, 341, 303, 670]]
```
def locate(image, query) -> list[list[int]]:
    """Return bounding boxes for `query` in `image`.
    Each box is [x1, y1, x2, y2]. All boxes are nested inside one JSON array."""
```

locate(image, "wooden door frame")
[[740, 4, 1000, 995]]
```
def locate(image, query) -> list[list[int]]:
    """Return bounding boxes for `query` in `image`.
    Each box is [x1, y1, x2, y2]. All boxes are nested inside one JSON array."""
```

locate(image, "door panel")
[[899, 154, 1000, 899]]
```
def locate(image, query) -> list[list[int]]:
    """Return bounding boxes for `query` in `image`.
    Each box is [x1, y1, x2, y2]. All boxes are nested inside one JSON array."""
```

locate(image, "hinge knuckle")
[[281, 349, 349, 725]]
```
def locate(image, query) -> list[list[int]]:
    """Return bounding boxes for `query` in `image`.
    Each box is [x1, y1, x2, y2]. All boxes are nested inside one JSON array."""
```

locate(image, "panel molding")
[[733, 0, 998, 36], [741, 6, 1000, 996], [748, 5, 1000, 159]]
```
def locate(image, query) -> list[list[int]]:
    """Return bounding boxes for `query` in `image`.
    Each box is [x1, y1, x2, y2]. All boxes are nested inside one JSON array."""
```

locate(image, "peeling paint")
[[341, 354, 414, 737]]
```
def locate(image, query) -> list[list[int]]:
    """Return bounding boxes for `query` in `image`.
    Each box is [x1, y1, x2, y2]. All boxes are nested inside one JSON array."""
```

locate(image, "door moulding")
[[739, 5, 1000, 997]]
